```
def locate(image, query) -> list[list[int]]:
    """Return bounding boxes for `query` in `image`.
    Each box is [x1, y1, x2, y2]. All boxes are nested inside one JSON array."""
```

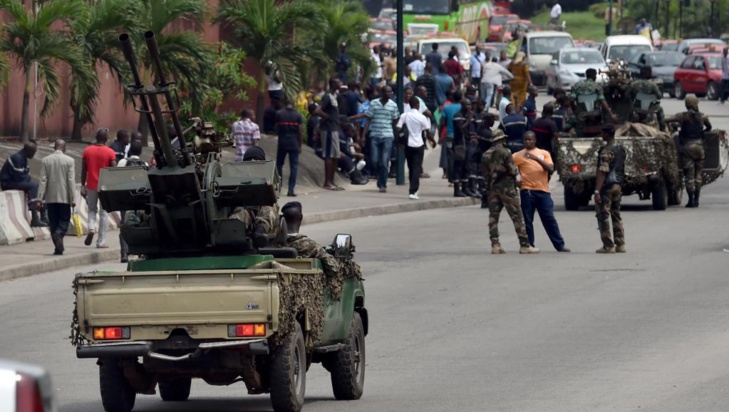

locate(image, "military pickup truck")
[[555, 126, 728, 210], [72, 235, 367, 412]]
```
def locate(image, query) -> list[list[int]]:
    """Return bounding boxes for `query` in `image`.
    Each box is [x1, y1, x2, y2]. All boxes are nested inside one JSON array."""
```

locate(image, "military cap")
[[601, 123, 615, 134], [243, 146, 266, 161], [491, 129, 506, 142], [281, 201, 302, 213]]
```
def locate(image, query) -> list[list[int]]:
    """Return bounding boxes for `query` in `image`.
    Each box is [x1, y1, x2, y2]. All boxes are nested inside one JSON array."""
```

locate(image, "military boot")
[[694, 188, 700, 207], [468, 178, 481, 198], [453, 182, 466, 197], [615, 244, 626, 253], [596, 246, 616, 254], [491, 244, 506, 254], [685, 190, 696, 208]]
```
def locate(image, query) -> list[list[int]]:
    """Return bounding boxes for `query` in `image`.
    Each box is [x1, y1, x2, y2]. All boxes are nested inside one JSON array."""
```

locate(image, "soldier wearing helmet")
[[628, 66, 666, 131], [666, 96, 712, 208]]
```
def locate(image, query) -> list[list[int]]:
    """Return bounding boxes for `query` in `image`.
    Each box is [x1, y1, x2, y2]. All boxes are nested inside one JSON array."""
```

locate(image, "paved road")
[[2, 164, 729, 411]]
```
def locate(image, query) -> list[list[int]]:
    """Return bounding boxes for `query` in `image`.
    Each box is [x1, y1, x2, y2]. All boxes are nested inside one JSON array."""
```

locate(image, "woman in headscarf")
[[508, 51, 532, 112]]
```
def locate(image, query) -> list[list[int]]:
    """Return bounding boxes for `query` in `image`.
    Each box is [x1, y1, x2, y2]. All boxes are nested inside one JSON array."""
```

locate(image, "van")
[[417, 37, 472, 73], [518, 31, 575, 86], [602, 35, 653, 64]]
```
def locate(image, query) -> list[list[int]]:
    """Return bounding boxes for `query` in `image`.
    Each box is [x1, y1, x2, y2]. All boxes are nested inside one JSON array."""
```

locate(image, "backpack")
[[124, 157, 146, 168]]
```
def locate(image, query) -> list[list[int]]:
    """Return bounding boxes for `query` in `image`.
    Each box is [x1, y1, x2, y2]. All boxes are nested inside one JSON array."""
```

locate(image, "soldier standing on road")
[[665, 96, 712, 208], [482, 129, 539, 255], [282, 201, 340, 278], [594, 124, 626, 254], [628, 66, 666, 131]]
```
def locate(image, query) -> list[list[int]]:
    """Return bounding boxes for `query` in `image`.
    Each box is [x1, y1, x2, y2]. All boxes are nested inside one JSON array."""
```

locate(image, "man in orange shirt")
[[513, 131, 570, 252]]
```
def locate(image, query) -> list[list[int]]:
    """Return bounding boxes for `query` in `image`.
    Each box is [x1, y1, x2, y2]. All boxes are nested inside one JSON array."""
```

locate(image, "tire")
[[707, 81, 719, 100], [330, 313, 366, 400], [99, 359, 136, 412], [674, 81, 685, 99], [159, 378, 191, 401], [651, 179, 668, 210], [668, 184, 683, 206], [269, 323, 306, 412], [564, 185, 581, 211]]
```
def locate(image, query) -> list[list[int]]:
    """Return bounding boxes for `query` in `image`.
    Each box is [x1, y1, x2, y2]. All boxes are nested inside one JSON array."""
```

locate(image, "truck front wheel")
[[99, 358, 136, 412], [269, 323, 306, 412], [564, 185, 581, 211], [330, 313, 366, 400], [159, 378, 191, 401], [652, 179, 668, 210]]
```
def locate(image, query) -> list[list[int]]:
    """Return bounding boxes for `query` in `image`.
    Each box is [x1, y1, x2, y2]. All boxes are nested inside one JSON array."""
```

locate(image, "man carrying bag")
[[397, 96, 434, 200]]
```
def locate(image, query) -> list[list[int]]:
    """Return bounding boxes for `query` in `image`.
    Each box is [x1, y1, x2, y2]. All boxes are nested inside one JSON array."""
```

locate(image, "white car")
[[0, 359, 56, 411], [546, 47, 608, 93]]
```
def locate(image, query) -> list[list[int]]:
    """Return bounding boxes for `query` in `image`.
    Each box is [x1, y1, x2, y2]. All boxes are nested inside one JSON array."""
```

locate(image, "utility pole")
[[664, 0, 670, 41], [608, 0, 613, 36], [395, 0, 404, 185]]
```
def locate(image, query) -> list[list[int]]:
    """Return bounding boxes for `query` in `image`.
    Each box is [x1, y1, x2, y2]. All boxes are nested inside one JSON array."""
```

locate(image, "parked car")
[[519, 31, 575, 86], [487, 14, 518, 42], [677, 38, 726, 54], [0, 359, 56, 411], [673, 53, 723, 100], [602, 35, 653, 64], [627, 51, 685, 97], [417, 37, 472, 72], [378, 7, 396, 20], [370, 18, 393, 32], [546, 47, 608, 92], [658, 39, 678, 51]]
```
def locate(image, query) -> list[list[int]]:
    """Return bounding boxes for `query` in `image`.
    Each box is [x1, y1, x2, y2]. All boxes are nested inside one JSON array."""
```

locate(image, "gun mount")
[[97, 31, 278, 257]]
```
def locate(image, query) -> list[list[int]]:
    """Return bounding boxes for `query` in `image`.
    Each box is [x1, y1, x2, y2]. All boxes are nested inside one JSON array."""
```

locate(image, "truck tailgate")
[[76, 270, 276, 326]]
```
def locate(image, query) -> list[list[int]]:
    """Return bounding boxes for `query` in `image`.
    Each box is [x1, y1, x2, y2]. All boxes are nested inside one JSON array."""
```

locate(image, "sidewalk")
[[0, 146, 477, 282]]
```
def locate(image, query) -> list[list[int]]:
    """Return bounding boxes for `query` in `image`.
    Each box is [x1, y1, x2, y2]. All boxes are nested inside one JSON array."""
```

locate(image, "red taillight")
[[571, 164, 582, 173], [229, 324, 267, 337], [92, 327, 130, 340], [15, 372, 44, 412]]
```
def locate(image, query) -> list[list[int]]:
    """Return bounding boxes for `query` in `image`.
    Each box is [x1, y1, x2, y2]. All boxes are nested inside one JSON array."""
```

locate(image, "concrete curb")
[[0, 196, 479, 282]]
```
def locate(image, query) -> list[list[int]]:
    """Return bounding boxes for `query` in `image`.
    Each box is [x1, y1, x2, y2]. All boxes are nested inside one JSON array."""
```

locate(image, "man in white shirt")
[[498, 85, 513, 124], [397, 96, 433, 199], [370, 46, 384, 86], [409, 53, 425, 79], [470, 47, 486, 97], [550, 2, 562, 25], [482, 56, 514, 109]]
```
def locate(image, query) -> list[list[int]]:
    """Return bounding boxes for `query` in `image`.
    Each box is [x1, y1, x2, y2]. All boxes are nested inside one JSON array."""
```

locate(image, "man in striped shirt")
[[363, 86, 400, 192], [232, 109, 260, 162]]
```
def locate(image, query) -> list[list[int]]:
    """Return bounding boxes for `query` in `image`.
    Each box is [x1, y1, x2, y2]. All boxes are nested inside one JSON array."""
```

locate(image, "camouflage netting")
[[70, 275, 89, 347], [555, 136, 603, 193], [616, 123, 681, 190], [701, 130, 729, 187], [276, 270, 326, 348], [326, 258, 364, 302]]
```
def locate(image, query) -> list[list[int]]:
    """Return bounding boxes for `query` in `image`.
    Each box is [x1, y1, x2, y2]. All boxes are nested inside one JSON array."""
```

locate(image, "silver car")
[[546, 47, 608, 93], [0, 359, 55, 411]]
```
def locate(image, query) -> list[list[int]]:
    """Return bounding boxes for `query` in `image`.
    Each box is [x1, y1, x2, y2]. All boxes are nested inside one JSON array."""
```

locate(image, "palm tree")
[[137, 0, 212, 119], [68, 0, 141, 141], [0, 0, 91, 142], [218, 0, 321, 124]]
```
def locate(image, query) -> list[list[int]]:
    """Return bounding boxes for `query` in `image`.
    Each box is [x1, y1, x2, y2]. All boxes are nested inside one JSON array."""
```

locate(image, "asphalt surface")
[[1, 101, 728, 412]]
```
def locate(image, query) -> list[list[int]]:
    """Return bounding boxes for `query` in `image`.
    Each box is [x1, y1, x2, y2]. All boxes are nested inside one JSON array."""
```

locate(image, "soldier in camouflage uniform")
[[281, 201, 340, 277], [665, 96, 713, 208], [594, 124, 626, 254], [570, 68, 618, 136], [481, 129, 539, 255], [229, 146, 280, 243], [628, 66, 666, 131]]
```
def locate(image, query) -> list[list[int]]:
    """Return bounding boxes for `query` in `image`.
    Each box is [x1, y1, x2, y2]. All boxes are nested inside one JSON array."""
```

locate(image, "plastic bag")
[[71, 209, 83, 238]]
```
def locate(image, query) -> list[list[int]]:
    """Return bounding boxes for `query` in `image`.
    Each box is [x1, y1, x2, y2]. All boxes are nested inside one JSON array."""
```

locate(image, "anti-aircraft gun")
[[97, 31, 278, 257]]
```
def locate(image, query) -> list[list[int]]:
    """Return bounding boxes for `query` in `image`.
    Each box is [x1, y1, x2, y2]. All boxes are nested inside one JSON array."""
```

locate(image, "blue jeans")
[[370, 136, 393, 189], [276, 148, 300, 194], [519, 189, 566, 250]]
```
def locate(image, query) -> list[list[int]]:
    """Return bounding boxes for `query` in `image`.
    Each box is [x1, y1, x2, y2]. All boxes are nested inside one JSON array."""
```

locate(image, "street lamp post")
[[395, 0, 405, 185]]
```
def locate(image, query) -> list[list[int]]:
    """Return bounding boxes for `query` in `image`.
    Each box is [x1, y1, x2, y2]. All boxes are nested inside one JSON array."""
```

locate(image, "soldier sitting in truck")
[[628, 66, 666, 131], [281, 201, 340, 278], [570, 68, 618, 136]]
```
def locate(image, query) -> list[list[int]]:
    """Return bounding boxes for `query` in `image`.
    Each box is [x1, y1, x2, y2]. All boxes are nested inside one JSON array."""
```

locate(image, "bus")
[[401, 0, 492, 44]]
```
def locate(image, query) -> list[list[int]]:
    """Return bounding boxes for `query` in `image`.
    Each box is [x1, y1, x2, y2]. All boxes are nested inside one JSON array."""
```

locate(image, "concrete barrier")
[[0, 191, 36, 245]]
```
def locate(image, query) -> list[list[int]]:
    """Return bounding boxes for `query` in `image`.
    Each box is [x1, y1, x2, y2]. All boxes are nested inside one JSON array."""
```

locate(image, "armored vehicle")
[[70, 32, 367, 412], [554, 62, 728, 210]]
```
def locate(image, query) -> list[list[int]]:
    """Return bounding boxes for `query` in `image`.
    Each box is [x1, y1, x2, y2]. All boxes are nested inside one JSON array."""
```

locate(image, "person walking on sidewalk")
[[117, 141, 147, 262], [109, 129, 130, 163], [81, 128, 117, 248], [0, 140, 48, 227], [38, 139, 75, 255], [316, 78, 344, 190], [594, 124, 626, 254], [514, 132, 570, 253], [397, 96, 432, 200], [233, 109, 260, 162], [721, 47, 729, 104], [275, 99, 304, 197], [482, 130, 539, 255], [363, 85, 400, 192]]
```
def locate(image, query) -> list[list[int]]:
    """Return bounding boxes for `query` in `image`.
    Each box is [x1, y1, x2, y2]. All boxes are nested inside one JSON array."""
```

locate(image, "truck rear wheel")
[[99, 358, 136, 412], [668, 184, 683, 206], [652, 179, 668, 210], [159, 377, 191, 401], [564, 185, 581, 211], [269, 323, 306, 412], [330, 313, 365, 400]]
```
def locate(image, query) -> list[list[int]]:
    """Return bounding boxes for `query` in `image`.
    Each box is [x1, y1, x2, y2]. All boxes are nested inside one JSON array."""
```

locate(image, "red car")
[[673, 53, 723, 100]]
